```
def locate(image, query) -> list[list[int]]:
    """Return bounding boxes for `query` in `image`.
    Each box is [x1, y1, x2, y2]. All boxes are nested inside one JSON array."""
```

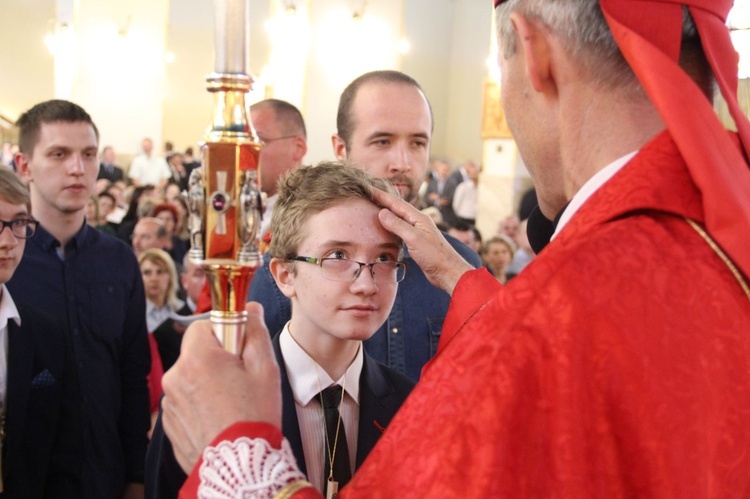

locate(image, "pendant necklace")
[[314, 366, 346, 499]]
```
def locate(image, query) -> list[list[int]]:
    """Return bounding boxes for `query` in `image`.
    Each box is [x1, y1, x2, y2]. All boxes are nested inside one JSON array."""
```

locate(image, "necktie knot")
[[320, 385, 343, 410]]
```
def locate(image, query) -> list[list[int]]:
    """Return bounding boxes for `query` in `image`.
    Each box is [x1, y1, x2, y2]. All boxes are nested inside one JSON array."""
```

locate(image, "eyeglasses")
[[257, 134, 298, 147], [0, 218, 39, 239], [291, 256, 407, 284]]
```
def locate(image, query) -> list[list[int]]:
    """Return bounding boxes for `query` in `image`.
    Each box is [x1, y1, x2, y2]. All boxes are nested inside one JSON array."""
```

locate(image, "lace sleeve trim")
[[197, 436, 307, 498]]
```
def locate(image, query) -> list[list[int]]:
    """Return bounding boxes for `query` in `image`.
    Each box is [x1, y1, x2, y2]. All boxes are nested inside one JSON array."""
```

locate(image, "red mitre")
[[493, 0, 750, 280]]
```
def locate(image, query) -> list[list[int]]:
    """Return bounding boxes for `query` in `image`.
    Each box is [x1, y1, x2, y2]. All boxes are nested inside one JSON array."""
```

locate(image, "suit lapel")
[[272, 334, 307, 476], [355, 353, 398, 468], [272, 337, 405, 473], [4, 319, 34, 479]]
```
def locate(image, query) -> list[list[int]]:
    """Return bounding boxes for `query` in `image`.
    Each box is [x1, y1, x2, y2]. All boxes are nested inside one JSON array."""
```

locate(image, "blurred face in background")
[[140, 259, 170, 306]]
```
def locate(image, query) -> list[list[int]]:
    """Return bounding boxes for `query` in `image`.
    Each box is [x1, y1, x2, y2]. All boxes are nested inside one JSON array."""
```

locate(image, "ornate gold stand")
[[186, 0, 262, 354]]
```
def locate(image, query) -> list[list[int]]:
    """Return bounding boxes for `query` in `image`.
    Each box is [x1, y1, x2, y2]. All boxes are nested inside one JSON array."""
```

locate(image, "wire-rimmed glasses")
[[291, 256, 407, 285]]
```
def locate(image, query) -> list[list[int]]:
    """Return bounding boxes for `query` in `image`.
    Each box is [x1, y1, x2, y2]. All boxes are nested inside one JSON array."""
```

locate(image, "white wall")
[[76, 0, 170, 157], [0, 0, 56, 121], [1, 0, 492, 169], [303, 0, 405, 163]]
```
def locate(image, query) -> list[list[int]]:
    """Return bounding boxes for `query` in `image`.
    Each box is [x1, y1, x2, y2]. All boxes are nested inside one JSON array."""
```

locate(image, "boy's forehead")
[[296, 199, 399, 247], [0, 198, 29, 216]]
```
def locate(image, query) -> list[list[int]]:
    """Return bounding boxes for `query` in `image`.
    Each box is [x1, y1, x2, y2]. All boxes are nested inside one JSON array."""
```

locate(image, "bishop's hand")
[[373, 189, 473, 296], [161, 302, 282, 473]]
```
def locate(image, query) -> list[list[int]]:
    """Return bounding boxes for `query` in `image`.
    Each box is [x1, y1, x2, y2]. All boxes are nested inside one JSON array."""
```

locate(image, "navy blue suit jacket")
[[97, 163, 125, 183], [145, 334, 415, 498], [1, 302, 81, 498]]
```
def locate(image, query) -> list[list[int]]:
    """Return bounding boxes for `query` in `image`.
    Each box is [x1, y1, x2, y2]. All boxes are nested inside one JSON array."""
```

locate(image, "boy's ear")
[[269, 258, 296, 299]]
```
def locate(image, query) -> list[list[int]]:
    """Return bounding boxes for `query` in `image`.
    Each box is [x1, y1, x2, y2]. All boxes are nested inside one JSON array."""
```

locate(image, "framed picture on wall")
[[481, 79, 513, 140]]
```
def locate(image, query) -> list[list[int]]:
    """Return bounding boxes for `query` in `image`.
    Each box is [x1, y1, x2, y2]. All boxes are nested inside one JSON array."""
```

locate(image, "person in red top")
[[159, 0, 750, 497]]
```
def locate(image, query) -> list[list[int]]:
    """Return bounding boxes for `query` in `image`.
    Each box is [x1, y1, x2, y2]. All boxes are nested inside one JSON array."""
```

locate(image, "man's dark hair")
[[251, 99, 307, 139], [16, 100, 99, 156], [451, 221, 473, 233], [336, 70, 434, 151]]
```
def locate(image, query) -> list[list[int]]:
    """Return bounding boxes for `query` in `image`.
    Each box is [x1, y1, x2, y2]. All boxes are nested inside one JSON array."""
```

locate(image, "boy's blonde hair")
[[0, 168, 31, 211], [270, 161, 399, 261]]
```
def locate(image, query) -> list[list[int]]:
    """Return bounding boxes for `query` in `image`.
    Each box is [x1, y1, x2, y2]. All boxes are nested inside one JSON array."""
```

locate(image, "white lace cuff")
[[197, 436, 307, 498]]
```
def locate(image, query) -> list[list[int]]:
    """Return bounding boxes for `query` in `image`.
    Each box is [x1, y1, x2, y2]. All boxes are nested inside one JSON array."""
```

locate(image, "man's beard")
[[387, 173, 417, 202]]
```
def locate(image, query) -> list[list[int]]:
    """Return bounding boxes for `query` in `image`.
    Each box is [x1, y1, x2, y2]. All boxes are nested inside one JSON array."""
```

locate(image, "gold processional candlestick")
[[186, 0, 263, 354]]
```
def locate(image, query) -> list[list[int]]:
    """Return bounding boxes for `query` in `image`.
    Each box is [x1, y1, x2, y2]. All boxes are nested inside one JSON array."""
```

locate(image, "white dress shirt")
[[452, 180, 478, 220], [0, 285, 21, 416], [279, 324, 363, 493], [553, 151, 638, 240], [146, 300, 183, 332], [128, 154, 170, 186]]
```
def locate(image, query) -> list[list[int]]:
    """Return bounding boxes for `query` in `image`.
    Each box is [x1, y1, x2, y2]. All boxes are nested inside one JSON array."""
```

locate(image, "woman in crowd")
[[137, 249, 185, 430], [152, 202, 188, 266], [85, 194, 116, 235], [138, 248, 185, 373], [482, 235, 516, 285]]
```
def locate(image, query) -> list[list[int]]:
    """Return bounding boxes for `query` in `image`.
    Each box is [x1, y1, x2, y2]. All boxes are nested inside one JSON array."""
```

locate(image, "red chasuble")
[[342, 132, 750, 497], [183, 132, 750, 497]]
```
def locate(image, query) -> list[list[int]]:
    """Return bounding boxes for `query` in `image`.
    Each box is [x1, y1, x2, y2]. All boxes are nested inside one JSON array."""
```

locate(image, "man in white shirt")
[[451, 159, 480, 226], [128, 138, 170, 190]]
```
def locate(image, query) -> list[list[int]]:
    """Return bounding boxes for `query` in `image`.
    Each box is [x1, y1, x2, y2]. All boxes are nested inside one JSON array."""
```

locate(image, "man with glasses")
[[0, 168, 80, 496], [146, 162, 414, 498], [190, 98, 307, 313], [251, 98, 307, 241], [9, 100, 150, 499]]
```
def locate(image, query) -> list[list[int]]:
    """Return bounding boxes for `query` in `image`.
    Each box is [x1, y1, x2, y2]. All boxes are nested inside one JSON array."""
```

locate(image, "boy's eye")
[[326, 250, 347, 260], [376, 253, 396, 263]]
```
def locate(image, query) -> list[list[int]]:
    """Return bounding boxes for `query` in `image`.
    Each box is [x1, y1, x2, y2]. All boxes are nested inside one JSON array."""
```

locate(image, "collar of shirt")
[[0, 285, 21, 331], [33, 220, 91, 255], [0, 285, 21, 408], [146, 300, 173, 332], [279, 323, 362, 407], [552, 150, 639, 240]]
